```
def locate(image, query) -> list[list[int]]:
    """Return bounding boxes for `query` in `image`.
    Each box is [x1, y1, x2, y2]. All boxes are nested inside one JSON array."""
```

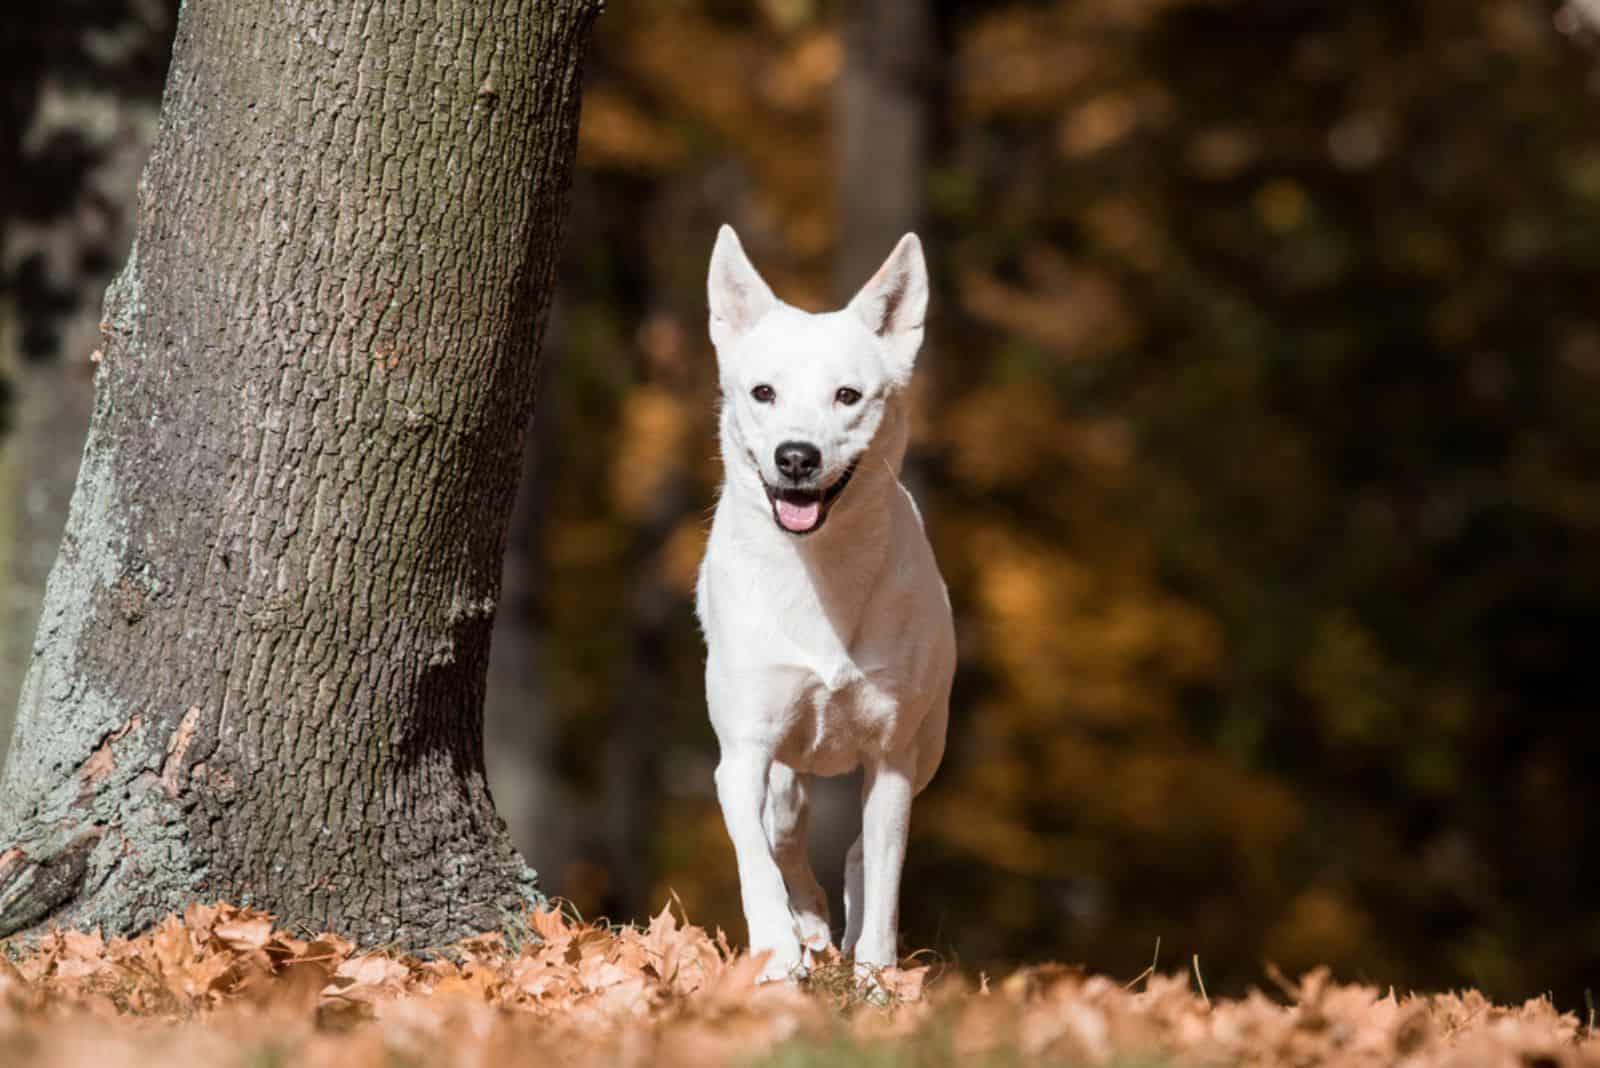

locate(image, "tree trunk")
[[0, 0, 598, 948], [833, 0, 931, 300], [0, 1, 177, 763], [600, 436, 690, 922], [483, 300, 577, 893], [0, 322, 97, 771], [810, 0, 937, 935]]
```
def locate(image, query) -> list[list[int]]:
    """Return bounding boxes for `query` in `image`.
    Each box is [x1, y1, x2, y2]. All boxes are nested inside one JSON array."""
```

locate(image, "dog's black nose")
[[775, 441, 822, 482]]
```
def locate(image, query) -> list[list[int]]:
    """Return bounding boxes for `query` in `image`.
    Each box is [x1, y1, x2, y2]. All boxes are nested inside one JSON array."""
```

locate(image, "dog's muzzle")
[[764, 461, 858, 536]]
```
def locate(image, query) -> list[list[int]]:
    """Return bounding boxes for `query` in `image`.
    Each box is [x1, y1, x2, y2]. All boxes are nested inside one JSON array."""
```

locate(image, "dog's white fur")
[[696, 225, 956, 982]]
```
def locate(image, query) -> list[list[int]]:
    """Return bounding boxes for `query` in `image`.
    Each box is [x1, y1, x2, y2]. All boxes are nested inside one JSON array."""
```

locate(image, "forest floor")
[[0, 902, 1595, 1067]]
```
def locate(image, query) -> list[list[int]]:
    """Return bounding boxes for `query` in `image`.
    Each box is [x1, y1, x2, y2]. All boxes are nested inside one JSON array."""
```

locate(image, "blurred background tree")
[[5, 0, 1600, 1008], [0, 0, 176, 729]]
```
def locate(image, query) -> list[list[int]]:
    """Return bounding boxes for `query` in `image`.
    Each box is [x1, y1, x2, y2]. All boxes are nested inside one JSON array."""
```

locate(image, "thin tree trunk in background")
[[600, 467, 689, 922], [0, 329, 96, 767], [814, 0, 934, 933], [484, 301, 577, 893], [595, 170, 715, 924], [833, 0, 931, 298], [0, 0, 597, 947], [0, 1, 176, 763]]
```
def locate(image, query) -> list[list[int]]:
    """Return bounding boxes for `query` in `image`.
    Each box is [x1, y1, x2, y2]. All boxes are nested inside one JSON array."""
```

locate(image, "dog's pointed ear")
[[847, 233, 928, 383], [708, 224, 777, 353]]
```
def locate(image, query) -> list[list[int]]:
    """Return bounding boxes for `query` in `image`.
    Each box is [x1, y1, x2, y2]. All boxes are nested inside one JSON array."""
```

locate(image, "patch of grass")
[[243, 1046, 287, 1068], [749, 1030, 1170, 1068], [795, 953, 871, 1008], [749, 1032, 966, 1068]]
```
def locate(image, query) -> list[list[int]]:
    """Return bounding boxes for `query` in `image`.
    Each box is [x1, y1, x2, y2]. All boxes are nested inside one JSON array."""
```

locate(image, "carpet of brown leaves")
[[1, 903, 1596, 1067]]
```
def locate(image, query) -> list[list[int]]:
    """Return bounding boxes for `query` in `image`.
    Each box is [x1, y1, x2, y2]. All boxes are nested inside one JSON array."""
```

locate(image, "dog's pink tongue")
[[776, 498, 821, 532]]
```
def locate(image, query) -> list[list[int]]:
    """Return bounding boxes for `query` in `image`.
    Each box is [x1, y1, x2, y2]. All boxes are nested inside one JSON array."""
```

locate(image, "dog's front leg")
[[854, 747, 917, 973], [715, 747, 805, 981]]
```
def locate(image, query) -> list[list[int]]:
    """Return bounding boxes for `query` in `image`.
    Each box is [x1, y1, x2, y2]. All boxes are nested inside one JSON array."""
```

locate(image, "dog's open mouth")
[[765, 462, 858, 536]]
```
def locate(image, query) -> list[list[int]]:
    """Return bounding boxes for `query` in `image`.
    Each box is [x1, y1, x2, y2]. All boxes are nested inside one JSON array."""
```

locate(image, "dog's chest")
[[772, 653, 904, 776]]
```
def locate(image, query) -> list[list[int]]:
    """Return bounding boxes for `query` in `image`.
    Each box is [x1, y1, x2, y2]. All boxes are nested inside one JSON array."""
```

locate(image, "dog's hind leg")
[[841, 832, 864, 957], [764, 763, 833, 958]]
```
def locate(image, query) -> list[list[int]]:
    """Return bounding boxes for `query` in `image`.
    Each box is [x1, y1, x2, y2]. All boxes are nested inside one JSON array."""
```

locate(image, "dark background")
[[4, 0, 1599, 1008]]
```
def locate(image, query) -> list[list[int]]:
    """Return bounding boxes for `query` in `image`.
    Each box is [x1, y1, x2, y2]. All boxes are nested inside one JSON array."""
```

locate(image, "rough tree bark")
[[0, 0, 598, 947]]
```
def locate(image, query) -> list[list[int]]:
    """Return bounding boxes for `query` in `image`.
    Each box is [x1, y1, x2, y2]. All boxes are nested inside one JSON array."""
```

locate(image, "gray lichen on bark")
[[5, 390, 134, 828], [2, 322, 206, 934]]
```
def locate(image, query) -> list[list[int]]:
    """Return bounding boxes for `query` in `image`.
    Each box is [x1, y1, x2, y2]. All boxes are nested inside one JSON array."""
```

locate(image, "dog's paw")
[[752, 941, 807, 984], [852, 961, 893, 1006], [795, 912, 833, 955]]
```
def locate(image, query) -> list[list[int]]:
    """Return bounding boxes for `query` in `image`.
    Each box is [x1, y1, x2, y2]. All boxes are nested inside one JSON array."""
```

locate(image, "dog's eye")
[[835, 387, 863, 406], [751, 384, 776, 404]]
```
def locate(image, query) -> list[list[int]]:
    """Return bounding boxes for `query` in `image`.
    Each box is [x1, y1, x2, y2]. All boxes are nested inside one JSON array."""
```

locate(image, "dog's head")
[[706, 226, 928, 537]]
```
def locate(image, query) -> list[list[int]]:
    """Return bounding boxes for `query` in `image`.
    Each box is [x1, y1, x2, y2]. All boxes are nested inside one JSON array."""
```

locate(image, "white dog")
[[696, 226, 956, 983]]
